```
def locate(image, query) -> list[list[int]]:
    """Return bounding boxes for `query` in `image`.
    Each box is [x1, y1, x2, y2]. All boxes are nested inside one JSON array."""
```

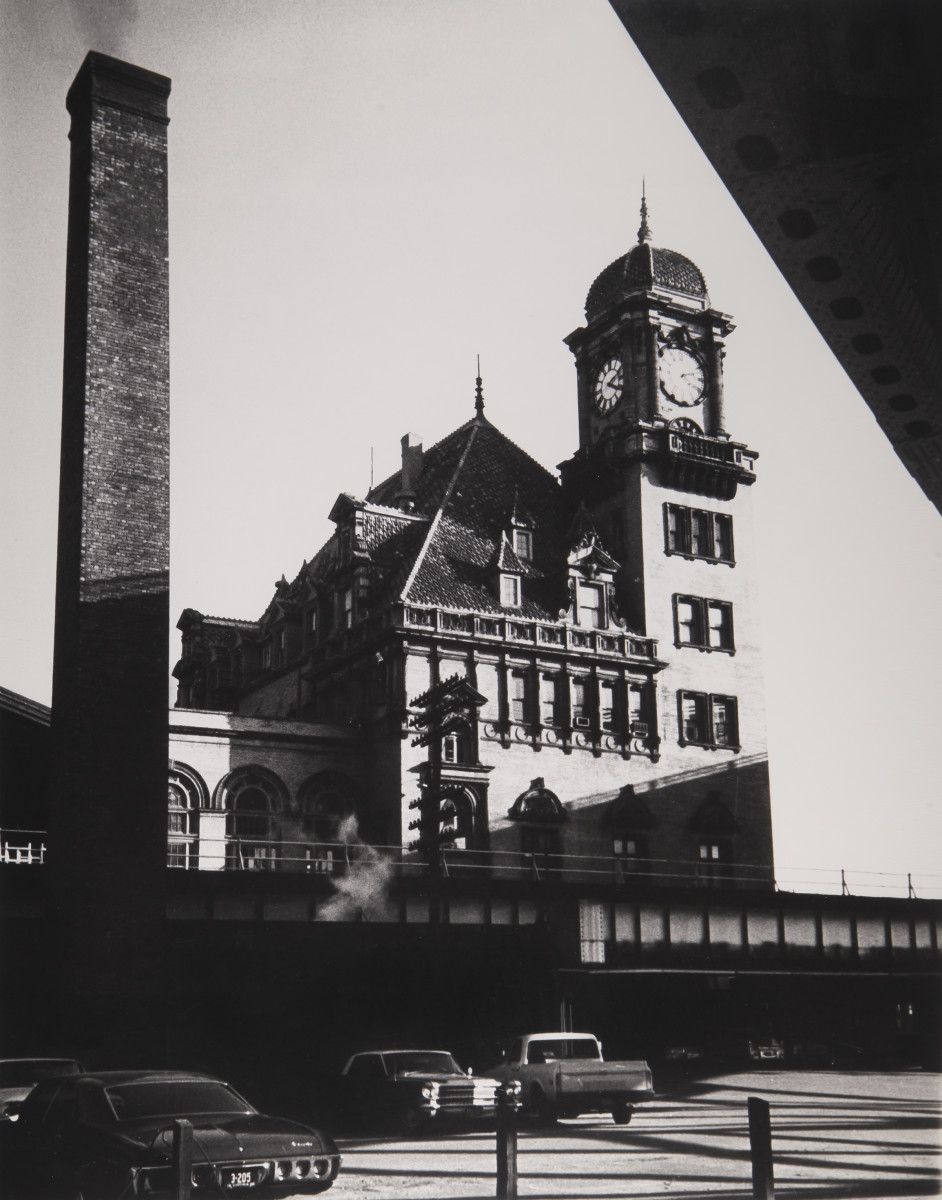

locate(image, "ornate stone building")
[[171, 199, 773, 891]]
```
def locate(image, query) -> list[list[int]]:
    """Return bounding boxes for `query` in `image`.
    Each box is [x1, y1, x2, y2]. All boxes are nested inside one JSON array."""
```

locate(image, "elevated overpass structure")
[[610, 0, 942, 514]]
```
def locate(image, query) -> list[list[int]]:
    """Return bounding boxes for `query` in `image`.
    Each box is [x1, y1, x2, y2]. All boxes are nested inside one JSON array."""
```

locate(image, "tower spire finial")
[[637, 179, 652, 244], [475, 355, 485, 418]]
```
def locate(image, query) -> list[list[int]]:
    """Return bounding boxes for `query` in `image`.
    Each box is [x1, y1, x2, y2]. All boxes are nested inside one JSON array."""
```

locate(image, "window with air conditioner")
[[571, 677, 590, 728]]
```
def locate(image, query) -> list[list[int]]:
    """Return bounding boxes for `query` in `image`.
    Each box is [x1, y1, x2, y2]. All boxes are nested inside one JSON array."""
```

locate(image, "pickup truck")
[[488, 1032, 654, 1124]]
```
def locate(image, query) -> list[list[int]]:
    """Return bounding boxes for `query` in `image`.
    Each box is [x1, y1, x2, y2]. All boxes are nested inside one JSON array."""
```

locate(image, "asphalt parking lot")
[[326, 1069, 941, 1200]]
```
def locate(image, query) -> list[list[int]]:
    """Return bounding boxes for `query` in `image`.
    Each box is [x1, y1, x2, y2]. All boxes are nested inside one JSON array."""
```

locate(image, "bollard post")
[[172, 1118, 193, 1200], [747, 1096, 774, 1200], [496, 1081, 520, 1199]]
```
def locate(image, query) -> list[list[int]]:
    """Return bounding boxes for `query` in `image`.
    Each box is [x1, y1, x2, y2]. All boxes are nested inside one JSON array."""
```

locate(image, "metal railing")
[[166, 838, 940, 897], [5, 828, 940, 898], [0, 830, 46, 865]]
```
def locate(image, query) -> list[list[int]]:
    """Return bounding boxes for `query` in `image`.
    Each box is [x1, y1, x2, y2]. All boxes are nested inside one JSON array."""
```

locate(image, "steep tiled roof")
[[395, 417, 570, 615], [253, 414, 577, 625]]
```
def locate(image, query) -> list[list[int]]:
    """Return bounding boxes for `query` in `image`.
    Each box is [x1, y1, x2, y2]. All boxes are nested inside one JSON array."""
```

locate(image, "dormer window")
[[340, 586, 354, 629], [512, 529, 532, 561], [500, 573, 521, 607], [577, 581, 604, 628]]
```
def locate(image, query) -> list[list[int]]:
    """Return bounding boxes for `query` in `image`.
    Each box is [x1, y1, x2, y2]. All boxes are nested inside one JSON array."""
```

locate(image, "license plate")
[[224, 1168, 260, 1190]]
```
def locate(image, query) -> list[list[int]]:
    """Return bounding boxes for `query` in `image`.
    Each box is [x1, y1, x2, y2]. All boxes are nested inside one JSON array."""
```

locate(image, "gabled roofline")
[[399, 422, 481, 603]]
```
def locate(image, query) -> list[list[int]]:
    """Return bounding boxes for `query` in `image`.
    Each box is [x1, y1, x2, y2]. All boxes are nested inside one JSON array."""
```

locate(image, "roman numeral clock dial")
[[658, 347, 705, 407], [594, 356, 623, 413]]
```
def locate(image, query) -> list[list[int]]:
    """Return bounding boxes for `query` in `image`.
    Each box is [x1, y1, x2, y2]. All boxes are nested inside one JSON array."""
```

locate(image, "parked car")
[[338, 1050, 504, 1134], [0, 1068, 341, 1198], [487, 1032, 654, 1124], [0, 1058, 84, 1118], [704, 1031, 785, 1068]]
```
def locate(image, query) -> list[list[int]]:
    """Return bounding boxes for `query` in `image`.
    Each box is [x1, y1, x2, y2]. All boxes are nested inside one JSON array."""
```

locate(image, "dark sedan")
[[339, 1050, 503, 1134], [0, 1069, 341, 1198]]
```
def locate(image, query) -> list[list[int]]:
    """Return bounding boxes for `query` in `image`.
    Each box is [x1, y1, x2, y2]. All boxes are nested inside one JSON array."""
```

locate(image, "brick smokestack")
[[48, 52, 171, 1063]]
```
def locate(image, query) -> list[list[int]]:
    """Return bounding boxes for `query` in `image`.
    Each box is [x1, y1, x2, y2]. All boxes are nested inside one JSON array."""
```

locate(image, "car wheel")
[[612, 1102, 633, 1125], [398, 1103, 426, 1136], [530, 1085, 557, 1126]]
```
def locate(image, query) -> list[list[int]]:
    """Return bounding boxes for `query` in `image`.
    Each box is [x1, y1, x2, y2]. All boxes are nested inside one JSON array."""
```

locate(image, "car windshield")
[[0, 1060, 81, 1086], [105, 1080, 254, 1121], [384, 1052, 462, 1076], [528, 1038, 601, 1062]]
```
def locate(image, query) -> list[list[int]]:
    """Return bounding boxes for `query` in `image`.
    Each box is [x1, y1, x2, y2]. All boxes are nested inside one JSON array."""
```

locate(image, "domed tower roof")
[[585, 192, 709, 321]]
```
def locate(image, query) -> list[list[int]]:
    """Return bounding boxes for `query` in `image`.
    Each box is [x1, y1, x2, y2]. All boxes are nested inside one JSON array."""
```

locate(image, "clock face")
[[594, 357, 623, 413], [659, 347, 705, 407]]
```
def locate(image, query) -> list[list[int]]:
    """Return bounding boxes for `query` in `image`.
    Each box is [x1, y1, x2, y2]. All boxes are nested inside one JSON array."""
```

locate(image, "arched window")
[[167, 783, 195, 868], [297, 772, 360, 873], [440, 791, 475, 851], [507, 778, 568, 861], [690, 793, 736, 886], [608, 788, 655, 881], [218, 769, 286, 871], [167, 764, 207, 869]]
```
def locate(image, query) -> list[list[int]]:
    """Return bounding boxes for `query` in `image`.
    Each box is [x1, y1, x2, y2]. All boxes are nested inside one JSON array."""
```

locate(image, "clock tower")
[[566, 192, 739, 456], [560, 195, 766, 778]]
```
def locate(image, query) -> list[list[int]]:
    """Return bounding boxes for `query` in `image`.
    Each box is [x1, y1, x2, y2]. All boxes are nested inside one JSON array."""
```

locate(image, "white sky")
[[1, 0, 940, 894]]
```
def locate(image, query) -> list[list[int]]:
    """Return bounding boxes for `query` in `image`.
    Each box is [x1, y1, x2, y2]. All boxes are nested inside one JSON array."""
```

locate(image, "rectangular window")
[[540, 674, 560, 726], [571, 677, 589, 727], [167, 811, 189, 836], [599, 679, 616, 731], [167, 842, 191, 869], [673, 596, 734, 651], [342, 587, 354, 628], [577, 582, 604, 628], [711, 695, 738, 746], [664, 504, 734, 564], [713, 514, 733, 562], [707, 601, 733, 650], [512, 530, 532, 561], [261, 641, 272, 669], [628, 684, 645, 733], [501, 574, 521, 607], [675, 597, 702, 645], [510, 670, 530, 724], [678, 691, 740, 748], [681, 691, 707, 743]]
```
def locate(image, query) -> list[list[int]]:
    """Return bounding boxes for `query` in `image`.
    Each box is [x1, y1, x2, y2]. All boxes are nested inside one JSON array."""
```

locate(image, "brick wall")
[[47, 53, 172, 1061]]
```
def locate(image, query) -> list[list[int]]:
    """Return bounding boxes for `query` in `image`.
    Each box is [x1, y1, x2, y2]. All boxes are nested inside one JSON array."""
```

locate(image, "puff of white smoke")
[[316, 815, 395, 921]]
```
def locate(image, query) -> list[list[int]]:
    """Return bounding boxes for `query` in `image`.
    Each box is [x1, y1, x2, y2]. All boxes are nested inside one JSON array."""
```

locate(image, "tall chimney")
[[397, 432, 423, 510], [47, 52, 171, 1062]]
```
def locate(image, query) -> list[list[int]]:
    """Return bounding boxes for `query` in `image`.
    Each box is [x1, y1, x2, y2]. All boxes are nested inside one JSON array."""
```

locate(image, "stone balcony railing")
[[402, 604, 658, 662], [304, 602, 659, 669]]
